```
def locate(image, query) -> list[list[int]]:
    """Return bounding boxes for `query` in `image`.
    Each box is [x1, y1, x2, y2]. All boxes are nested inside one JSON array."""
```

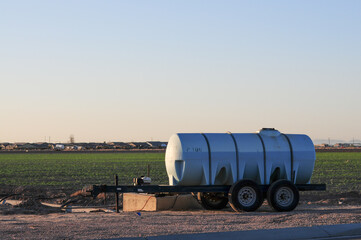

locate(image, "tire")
[[228, 180, 263, 212], [197, 192, 228, 210], [267, 179, 299, 212]]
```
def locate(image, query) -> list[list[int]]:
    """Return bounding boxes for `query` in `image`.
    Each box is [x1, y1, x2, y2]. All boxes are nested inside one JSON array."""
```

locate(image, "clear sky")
[[1, 1, 360, 143]]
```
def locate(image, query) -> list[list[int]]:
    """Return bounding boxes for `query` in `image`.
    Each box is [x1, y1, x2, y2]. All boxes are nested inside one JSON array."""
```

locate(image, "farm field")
[[311, 152, 361, 193], [0, 152, 166, 189], [0, 152, 360, 193]]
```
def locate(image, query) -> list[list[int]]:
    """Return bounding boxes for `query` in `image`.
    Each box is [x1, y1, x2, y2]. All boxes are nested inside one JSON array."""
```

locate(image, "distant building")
[[111, 142, 131, 149], [17, 143, 37, 150], [33, 142, 53, 150], [5, 144, 17, 150], [146, 141, 167, 149], [128, 142, 149, 149], [334, 143, 352, 148], [315, 144, 332, 148], [72, 145, 82, 150], [76, 142, 98, 150], [95, 143, 113, 149], [55, 144, 65, 151]]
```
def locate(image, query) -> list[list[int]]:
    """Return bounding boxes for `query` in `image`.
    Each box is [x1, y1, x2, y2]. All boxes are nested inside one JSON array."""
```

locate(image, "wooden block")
[[123, 193, 202, 212]]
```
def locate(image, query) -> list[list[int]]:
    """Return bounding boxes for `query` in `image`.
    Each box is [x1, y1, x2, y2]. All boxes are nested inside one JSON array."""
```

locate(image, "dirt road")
[[1, 203, 360, 240]]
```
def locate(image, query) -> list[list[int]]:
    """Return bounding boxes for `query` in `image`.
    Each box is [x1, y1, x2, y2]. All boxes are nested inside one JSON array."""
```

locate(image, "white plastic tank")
[[165, 128, 315, 186]]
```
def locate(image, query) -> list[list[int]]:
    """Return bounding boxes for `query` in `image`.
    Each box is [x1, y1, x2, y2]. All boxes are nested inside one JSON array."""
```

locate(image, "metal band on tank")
[[227, 132, 239, 180], [200, 133, 212, 184], [256, 134, 267, 185], [282, 134, 294, 183]]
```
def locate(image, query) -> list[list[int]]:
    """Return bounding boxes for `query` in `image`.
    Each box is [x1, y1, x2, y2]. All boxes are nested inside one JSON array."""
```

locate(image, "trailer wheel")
[[197, 192, 228, 210], [228, 180, 263, 212], [267, 179, 299, 212]]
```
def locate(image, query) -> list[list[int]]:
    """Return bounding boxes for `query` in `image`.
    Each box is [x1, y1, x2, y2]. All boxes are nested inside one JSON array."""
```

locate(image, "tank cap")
[[260, 128, 276, 131], [258, 128, 281, 137]]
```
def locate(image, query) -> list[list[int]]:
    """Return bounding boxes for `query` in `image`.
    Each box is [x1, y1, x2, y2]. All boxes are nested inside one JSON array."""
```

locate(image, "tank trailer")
[[84, 128, 326, 212]]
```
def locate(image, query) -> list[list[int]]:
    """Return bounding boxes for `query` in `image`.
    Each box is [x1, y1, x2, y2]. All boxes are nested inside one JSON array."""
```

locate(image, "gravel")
[[0, 202, 360, 240]]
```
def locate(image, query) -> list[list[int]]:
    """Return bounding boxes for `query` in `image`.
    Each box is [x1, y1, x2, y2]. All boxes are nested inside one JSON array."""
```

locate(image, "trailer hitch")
[[82, 185, 108, 198]]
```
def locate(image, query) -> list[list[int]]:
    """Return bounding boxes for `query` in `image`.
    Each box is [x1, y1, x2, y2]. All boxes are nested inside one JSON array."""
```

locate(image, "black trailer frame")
[[83, 176, 326, 213], [85, 183, 326, 196]]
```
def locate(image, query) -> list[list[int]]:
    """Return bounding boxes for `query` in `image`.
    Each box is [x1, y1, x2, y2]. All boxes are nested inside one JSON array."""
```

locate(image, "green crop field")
[[0, 152, 360, 193], [311, 152, 361, 193], [0, 153, 167, 188]]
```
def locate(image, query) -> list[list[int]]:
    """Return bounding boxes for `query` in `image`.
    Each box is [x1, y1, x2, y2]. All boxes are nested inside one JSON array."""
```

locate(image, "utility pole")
[[70, 135, 75, 144]]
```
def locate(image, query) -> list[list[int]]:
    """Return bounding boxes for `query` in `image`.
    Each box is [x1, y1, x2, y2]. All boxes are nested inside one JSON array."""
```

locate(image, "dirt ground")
[[0, 187, 360, 240], [0, 204, 360, 240]]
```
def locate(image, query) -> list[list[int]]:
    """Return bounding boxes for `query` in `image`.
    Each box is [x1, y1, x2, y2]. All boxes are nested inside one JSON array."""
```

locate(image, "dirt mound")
[[16, 199, 43, 210], [0, 199, 61, 215], [13, 199, 61, 215], [0, 186, 71, 203], [1, 186, 122, 215], [59, 190, 121, 208], [70, 190, 84, 197]]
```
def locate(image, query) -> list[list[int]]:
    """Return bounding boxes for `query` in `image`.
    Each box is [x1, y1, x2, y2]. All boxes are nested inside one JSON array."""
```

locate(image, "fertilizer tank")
[[165, 128, 316, 186]]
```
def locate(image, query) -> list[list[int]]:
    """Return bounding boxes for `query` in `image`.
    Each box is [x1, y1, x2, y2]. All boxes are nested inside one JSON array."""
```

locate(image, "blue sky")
[[1, 1, 360, 142]]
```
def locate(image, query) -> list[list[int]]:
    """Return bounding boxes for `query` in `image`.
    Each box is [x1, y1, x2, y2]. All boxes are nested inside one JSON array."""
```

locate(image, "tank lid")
[[258, 128, 281, 137], [260, 128, 276, 131]]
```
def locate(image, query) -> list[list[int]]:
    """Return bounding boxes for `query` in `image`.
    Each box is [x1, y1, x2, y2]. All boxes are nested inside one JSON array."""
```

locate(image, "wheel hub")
[[276, 187, 294, 207], [238, 187, 256, 207]]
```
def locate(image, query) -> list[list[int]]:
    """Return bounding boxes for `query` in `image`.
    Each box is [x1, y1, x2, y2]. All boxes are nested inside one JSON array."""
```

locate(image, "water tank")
[[165, 128, 315, 186]]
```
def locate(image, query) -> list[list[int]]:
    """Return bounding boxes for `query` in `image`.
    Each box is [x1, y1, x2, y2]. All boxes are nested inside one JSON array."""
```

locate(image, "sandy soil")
[[1, 187, 360, 239], [0, 202, 360, 240]]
